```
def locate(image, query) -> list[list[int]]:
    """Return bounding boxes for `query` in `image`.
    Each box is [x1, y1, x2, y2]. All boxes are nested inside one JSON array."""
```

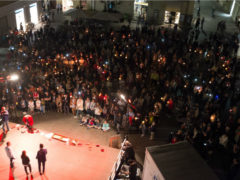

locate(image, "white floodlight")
[[120, 94, 126, 101], [9, 74, 19, 81]]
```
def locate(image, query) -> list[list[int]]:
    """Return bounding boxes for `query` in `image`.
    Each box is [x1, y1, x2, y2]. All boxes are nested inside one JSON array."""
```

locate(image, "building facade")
[[232, 0, 240, 20], [218, 0, 239, 21], [147, 0, 194, 26], [0, 0, 195, 36], [0, 0, 42, 35], [44, 0, 194, 26]]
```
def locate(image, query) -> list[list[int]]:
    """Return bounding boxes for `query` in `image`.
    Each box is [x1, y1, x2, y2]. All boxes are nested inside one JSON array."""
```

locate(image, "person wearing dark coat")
[[36, 144, 47, 175], [149, 121, 156, 140], [121, 159, 138, 180], [128, 159, 138, 180], [1, 107, 10, 134], [123, 141, 135, 162], [21, 150, 33, 177]]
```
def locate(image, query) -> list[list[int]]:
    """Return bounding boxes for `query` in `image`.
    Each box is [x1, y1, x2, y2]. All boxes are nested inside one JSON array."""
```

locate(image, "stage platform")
[[0, 123, 120, 180]]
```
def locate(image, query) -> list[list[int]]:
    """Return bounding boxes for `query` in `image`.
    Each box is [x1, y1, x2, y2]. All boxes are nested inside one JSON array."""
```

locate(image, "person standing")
[[169, 16, 173, 25], [62, 94, 69, 114], [56, 3, 60, 14], [84, 97, 91, 115], [51, 11, 55, 21], [1, 107, 10, 134], [5, 141, 15, 168], [35, 98, 41, 112], [20, 22, 23, 31], [201, 17, 205, 30], [50, 92, 57, 111], [212, 7, 215, 18], [89, 99, 96, 117], [197, 6, 200, 17], [44, 92, 51, 112], [40, 98, 46, 114], [56, 95, 62, 113], [21, 150, 33, 177], [94, 103, 102, 120], [195, 17, 200, 30], [149, 121, 156, 140], [139, 120, 147, 137], [28, 99, 34, 113], [76, 96, 84, 117], [20, 98, 27, 111], [36, 144, 47, 175], [70, 95, 77, 117], [116, 112, 122, 134]]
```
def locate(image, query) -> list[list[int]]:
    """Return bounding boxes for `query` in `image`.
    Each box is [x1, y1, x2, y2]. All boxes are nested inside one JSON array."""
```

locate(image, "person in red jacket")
[[167, 98, 173, 110], [22, 113, 34, 132]]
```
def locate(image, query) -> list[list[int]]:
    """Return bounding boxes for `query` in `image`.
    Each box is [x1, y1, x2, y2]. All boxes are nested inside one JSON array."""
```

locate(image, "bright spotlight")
[[120, 94, 126, 101], [9, 74, 19, 81]]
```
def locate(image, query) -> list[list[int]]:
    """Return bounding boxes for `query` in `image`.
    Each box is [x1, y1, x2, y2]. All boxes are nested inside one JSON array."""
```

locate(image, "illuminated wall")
[[232, 1, 240, 20], [0, 0, 42, 35], [147, 1, 194, 25], [62, 0, 74, 12], [92, 0, 134, 16], [218, 0, 234, 14]]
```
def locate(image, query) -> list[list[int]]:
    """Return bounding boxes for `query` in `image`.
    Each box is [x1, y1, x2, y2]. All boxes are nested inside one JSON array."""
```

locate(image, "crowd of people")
[[169, 1, 240, 179], [0, 11, 239, 179], [1, 21, 172, 137]]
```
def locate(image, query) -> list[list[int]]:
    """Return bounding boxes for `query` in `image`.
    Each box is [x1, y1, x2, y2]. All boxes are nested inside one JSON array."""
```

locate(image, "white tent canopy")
[[142, 141, 219, 180]]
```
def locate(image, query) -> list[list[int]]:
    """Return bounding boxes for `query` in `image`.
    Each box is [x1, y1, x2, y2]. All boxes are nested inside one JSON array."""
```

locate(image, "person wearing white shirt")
[[36, 99, 41, 112], [84, 97, 91, 115], [76, 97, 84, 117], [28, 99, 34, 113], [5, 141, 15, 168], [70, 96, 77, 117], [94, 103, 102, 119]]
